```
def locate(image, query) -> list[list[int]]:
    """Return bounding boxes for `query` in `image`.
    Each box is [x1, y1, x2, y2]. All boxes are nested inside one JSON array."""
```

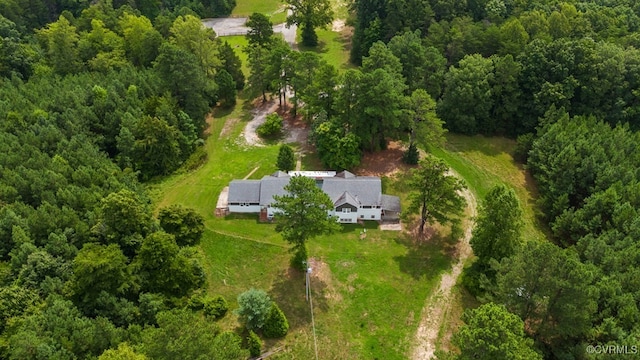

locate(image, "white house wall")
[[228, 205, 261, 213], [357, 208, 381, 220]]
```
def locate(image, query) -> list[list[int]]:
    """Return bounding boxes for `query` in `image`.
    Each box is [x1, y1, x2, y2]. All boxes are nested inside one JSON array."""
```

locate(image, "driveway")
[[202, 10, 297, 45]]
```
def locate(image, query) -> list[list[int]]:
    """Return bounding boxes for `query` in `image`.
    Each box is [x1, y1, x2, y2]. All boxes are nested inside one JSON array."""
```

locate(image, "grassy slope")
[[431, 134, 548, 243], [149, 97, 456, 358], [232, 0, 283, 17]]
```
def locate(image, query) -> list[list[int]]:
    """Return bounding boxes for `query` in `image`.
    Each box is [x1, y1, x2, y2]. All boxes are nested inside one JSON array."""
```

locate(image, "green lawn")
[[430, 134, 548, 243], [149, 99, 456, 358], [298, 28, 354, 71], [232, 0, 283, 17]]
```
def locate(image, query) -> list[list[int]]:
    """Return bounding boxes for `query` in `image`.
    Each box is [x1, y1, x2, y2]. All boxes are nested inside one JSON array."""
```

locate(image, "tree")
[[72, 243, 131, 309], [408, 156, 467, 235], [453, 303, 542, 360], [246, 12, 274, 47], [218, 41, 245, 90], [169, 15, 220, 76], [139, 309, 248, 360], [493, 241, 599, 345], [438, 54, 494, 135], [272, 175, 340, 265], [285, 0, 334, 46], [98, 343, 148, 360], [36, 15, 80, 75], [470, 184, 523, 268], [406, 89, 446, 151], [118, 13, 162, 67], [158, 204, 205, 247], [312, 119, 361, 170], [234, 288, 272, 330], [276, 144, 296, 172], [263, 303, 289, 338], [246, 44, 270, 102], [215, 69, 237, 107]]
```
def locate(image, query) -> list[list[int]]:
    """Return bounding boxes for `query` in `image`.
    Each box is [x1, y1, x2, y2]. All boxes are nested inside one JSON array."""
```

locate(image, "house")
[[221, 170, 401, 223]]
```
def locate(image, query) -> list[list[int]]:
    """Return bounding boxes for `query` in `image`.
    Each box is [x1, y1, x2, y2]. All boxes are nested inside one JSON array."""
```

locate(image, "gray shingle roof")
[[381, 195, 401, 212], [334, 191, 360, 208], [322, 177, 381, 206], [228, 180, 261, 203], [259, 175, 291, 206]]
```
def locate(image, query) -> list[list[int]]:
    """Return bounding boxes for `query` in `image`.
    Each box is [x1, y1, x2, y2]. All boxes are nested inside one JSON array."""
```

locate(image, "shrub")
[[277, 144, 295, 172], [257, 113, 283, 138], [514, 133, 535, 164], [203, 295, 228, 319], [247, 330, 262, 357], [403, 143, 419, 164], [263, 303, 289, 338], [290, 245, 308, 271], [234, 289, 272, 330]]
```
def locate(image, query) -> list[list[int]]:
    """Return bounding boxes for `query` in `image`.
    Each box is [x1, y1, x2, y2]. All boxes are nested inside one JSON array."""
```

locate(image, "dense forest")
[[0, 0, 251, 356]]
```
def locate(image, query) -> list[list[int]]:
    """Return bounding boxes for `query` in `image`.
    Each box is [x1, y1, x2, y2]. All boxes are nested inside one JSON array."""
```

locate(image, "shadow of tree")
[[393, 230, 457, 280], [269, 267, 329, 331]]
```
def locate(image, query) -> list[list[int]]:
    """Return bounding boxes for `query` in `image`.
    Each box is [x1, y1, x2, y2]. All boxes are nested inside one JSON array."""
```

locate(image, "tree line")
[[0, 1, 259, 358]]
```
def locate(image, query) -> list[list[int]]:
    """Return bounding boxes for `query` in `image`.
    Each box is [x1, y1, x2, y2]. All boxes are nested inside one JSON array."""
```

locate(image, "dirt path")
[[243, 100, 279, 146], [411, 174, 477, 360]]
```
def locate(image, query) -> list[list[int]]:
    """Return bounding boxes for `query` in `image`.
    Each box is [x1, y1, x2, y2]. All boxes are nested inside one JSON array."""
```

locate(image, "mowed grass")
[[149, 97, 457, 358], [232, 0, 283, 17], [298, 27, 354, 70], [430, 134, 548, 243]]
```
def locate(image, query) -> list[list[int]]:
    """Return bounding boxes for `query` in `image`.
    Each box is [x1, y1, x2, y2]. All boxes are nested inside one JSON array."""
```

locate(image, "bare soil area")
[[356, 141, 415, 176]]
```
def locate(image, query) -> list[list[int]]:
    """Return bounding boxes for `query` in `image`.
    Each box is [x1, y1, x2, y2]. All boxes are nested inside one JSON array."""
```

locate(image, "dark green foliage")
[[312, 119, 361, 170], [218, 41, 245, 90], [273, 176, 340, 262], [234, 288, 272, 331], [403, 143, 419, 164], [453, 303, 542, 360], [286, 0, 334, 47], [276, 144, 296, 172], [246, 13, 274, 47], [408, 156, 467, 234], [257, 113, 283, 138], [513, 132, 534, 164], [263, 303, 289, 338], [290, 244, 308, 271], [247, 330, 262, 357], [215, 69, 237, 107], [139, 309, 248, 360], [158, 204, 205, 247], [203, 295, 228, 319]]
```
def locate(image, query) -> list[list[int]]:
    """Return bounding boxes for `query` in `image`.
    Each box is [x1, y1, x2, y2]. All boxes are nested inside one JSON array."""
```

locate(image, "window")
[[342, 208, 351, 213], [371, 215, 375, 219], [360, 215, 364, 219]]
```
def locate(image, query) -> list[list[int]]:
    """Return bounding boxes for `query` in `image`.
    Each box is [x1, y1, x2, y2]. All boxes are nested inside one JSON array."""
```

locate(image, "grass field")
[[149, 98, 459, 358], [219, 35, 250, 77], [232, 0, 283, 18], [430, 134, 548, 243], [298, 28, 354, 70]]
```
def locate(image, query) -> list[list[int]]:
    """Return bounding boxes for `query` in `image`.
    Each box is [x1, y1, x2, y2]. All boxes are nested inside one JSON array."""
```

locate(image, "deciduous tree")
[[408, 156, 467, 234]]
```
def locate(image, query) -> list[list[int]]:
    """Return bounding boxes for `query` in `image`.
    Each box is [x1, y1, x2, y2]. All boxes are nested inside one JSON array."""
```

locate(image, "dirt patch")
[[243, 99, 279, 146], [219, 117, 239, 139], [356, 141, 415, 176], [308, 258, 342, 303], [279, 108, 310, 147], [411, 175, 477, 360], [332, 19, 345, 32], [203, 113, 215, 136]]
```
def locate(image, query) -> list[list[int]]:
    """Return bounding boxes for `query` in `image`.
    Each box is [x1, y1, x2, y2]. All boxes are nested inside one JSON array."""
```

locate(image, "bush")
[[403, 143, 419, 164], [514, 133, 535, 164], [203, 295, 228, 319], [263, 303, 289, 338], [277, 144, 295, 172], [234, 289, 272, 330], [257, 113, 283, 138], [246, 330, 262, 357]]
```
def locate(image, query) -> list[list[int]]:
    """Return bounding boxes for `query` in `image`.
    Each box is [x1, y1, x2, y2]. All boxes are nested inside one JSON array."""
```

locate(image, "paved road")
[[202, 10, 297, 46]]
